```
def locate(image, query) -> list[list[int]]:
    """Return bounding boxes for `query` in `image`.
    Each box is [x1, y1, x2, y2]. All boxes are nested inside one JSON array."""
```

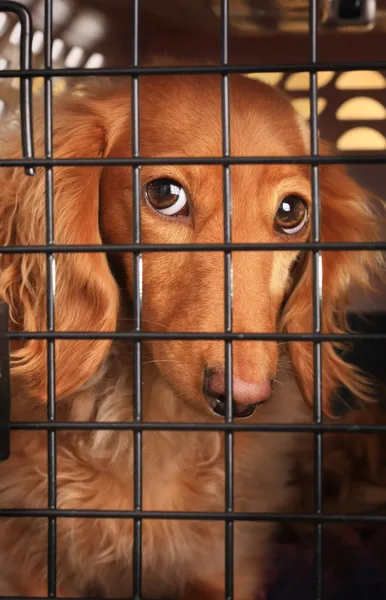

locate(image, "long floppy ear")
[[0, 92, 121, 402], [282, 142, 384, 413]]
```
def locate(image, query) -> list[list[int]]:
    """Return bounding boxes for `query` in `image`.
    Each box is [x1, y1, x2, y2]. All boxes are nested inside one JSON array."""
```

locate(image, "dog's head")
[[0, 71, 382, 417]]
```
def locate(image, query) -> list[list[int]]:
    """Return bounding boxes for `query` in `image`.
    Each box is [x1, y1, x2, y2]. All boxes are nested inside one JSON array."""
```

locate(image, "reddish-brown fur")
[[0, 70, 382, 598]]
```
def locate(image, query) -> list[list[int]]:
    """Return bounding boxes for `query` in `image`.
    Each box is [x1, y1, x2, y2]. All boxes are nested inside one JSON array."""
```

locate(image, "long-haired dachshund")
[[0, 67, 382, 599]]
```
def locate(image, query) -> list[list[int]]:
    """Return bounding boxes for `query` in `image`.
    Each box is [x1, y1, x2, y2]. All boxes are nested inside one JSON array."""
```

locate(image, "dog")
[[0, 67, 382, 599]]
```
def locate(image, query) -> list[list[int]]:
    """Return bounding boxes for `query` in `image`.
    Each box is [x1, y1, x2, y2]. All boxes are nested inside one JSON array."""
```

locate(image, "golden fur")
[[0, 71, 382, 598]]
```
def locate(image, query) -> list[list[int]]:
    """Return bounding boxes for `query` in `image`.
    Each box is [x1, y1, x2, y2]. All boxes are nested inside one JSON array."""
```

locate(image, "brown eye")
[[145, 178, 189, 217], [274, 195, 308, 235]]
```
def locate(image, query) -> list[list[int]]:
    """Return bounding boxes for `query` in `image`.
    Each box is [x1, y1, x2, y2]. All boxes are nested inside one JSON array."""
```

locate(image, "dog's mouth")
[[208, 396, 262, 419]]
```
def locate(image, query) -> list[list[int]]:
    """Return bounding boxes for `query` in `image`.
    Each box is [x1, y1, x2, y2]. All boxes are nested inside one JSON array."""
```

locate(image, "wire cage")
[[0, 1, 386, 599]]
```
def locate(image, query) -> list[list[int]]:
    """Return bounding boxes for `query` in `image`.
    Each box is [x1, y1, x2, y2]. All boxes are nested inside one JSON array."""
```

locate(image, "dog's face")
[[2, 72, 380, 414], [100, 75, 312, 417]]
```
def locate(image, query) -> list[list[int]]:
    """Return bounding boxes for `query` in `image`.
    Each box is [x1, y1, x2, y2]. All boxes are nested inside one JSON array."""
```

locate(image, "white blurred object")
[[31, 30, 44, 54], [65, 45, 84, 67], [85, 52, 105, 69], [9, 22, 21, 45], [64, 11, 106, 48]]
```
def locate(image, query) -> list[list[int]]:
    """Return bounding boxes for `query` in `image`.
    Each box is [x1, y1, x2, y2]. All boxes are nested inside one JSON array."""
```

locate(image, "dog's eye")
[[145, 178, 189, 217], [274, 195, 308, 235]]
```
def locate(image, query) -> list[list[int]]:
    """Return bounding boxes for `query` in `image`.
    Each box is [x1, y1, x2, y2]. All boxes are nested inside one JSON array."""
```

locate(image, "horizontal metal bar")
[[1, 61, 386, 78], [8, 331, 386, 341], [0, 242, 385, 254], [1, 155, 386, 167], [0, 508, 385, 523], [9, 422, 386, 434]]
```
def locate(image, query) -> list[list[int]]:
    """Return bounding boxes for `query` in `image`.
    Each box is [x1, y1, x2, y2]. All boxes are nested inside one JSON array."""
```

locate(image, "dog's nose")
[[204, 369, 272, 418]]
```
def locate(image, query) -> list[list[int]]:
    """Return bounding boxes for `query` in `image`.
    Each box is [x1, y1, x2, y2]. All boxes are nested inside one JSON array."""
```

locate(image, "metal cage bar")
[[131, 0, 143, 598], [6, 331, 386, 342], [2, 61, 386, 77], [309, 1, 323, 598], [7, 422, 386, 433], [220, 1, 234, 598], [43, 0, 57, 595], [1, 508, 386, 523], [0, 242, 385, 253], [2, 155, 386, 166]]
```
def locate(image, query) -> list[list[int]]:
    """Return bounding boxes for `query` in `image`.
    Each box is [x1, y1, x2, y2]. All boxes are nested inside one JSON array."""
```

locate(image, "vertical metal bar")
[[309, 1, 323, 599], [0, 302, 10, 462], [131, 1, 142, 598], [221, 1, 233, 599], [44, 0, 57, 596]]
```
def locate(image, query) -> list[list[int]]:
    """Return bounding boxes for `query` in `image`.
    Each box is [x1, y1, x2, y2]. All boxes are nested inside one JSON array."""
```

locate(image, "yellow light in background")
[[337, 97, 386, 120], [336, 71, 386, 90], [244, 72, 283, 86], [291, 98, 327, 119], [337, 127, 386, 151], [32, 78, 44, 95], [53, 79, 68, 96], [318, 71, 338, 88], [243, 68, 386, 152], [285, 71, 334, 91]]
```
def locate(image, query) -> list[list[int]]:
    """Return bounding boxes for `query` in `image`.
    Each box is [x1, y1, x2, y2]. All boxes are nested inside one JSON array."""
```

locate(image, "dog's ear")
[[282, 143, 384, 413], [0, 93, 121, 401]]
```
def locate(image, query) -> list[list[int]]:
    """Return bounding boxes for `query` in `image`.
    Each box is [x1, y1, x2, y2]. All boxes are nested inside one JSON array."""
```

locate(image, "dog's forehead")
[[139, 74, 307, 158]]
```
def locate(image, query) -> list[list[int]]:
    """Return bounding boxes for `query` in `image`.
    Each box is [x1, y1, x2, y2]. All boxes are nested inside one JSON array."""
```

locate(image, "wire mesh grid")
[[0, 1, 386, 600]]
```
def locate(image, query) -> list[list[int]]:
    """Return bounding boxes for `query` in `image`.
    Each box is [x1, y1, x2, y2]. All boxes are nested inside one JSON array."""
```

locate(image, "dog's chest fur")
[[0, 359, 310, 598]]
